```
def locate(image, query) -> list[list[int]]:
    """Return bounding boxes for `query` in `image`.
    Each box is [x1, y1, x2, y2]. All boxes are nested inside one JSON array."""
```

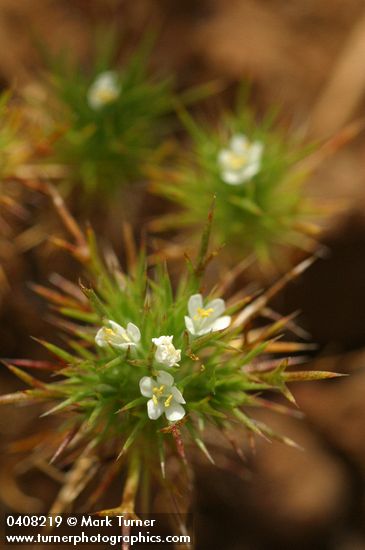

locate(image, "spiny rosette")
[[0, 225, 340, 516], [150, 103, 318, 265], [40, 36, 174, 195]]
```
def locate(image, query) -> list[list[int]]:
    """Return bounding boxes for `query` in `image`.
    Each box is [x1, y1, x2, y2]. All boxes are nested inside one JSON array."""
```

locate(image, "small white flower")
[[95, 320, 140, 349], [139, 370, 186, 422], [87, 71, 121, 110], [184, 294, 231, 336], [218, 133, 263, 185], [152, 335, 181, 368]]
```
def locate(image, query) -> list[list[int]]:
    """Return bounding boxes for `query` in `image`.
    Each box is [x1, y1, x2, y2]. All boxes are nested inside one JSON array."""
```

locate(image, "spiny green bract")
[[150, 101, 316, 265], [42, 36, 174, 195]]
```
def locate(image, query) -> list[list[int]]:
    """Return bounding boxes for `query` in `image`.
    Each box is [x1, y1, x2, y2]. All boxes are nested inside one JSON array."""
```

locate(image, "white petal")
[[221, 170, 247, 185], [188, 294, 203, 318], [152, 335, 173, 346], [97, 71, 118, 86], [230, 134, 248, 154], [115, 342, 137, 349], [184, 316, 196, 335], [95, 327, 108, 347], [250, 142, 263, 162], [239, 162, 260, 181], [171, 386, 186, 404], [165, 402, 185, 422], [205, 298, 225, 319], [157, 370, 174, 387], [140, 376, 155, 397], [108, 320, 125, 335], [196, 325, 213, 336], [87, 91, 101, 110], [217, 149, 231, 168], [211, 315, 231, 332], [147, 399, 164, 420], [127, 322, 141, 343]]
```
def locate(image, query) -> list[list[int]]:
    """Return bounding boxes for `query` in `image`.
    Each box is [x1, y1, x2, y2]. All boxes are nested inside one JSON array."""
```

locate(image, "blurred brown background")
[[2, 1, 365, 549]]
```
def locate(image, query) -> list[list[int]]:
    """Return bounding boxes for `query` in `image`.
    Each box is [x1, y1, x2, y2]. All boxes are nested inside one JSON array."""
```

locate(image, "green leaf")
[[229, 196, 263, 216], [33, 338, 76, 363], [233, 409, 269, 440], [118, 397, 145, 413], [117, 417, 146, 459], [186, 423, 215, 464]]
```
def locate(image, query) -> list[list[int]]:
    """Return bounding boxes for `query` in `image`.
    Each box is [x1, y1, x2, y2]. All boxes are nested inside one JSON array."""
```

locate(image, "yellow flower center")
[[164, 394, 173, 408], [95, 87, 117, 104], [195, 307, 214, 320], [104, 326, 130, 343], [104, 327, 117, 342], [228, 152, 247, 170]]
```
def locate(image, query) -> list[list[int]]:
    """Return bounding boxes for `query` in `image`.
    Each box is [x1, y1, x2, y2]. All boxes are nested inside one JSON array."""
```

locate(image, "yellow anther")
[[195, 307, 214, 320], [164, 394, 173, 408], [104, 327, 116, 343], [152, 395, 158, 406], [152, 385, 165, 397]]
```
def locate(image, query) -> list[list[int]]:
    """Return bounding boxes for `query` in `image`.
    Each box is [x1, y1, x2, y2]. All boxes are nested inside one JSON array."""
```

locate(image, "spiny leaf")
[[58, 307, 98, 323], [117, 418, 146, 460], [40, 394, 86, 417], [50, 424, 80, 464], [254, 420, 303, 450], [282, 370, 345, 382], [118, 397, 145, 413], [186, 424, 215, 464], [194, 197, 215, 279], [157, 434, 166, 479], [80, 284, 111, 319], [32, 338, 75, 363], [233, 408, 270, 441], [3, 363, 45, 389], [2, 358, 60, 371], [0, 391, 36, 405]]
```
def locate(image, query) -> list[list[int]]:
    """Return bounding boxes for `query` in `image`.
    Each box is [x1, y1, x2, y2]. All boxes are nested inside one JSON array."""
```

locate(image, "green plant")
[[150, 100, 318, 265], [1, 200, 338, 521], [42, 35, 174, 195]]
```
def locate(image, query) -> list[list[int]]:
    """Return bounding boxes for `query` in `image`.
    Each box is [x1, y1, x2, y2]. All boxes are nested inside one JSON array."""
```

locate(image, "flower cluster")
[[95, 293, 231, 421]]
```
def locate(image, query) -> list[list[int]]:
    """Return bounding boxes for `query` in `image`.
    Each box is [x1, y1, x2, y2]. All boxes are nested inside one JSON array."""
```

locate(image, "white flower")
[[95, 320, 140, 349], [139, 370, 186, 422], [218, 133, 263, 185], [87, 71, 121, 110], [152, 335, 181, 368], [184, 294, 231, 336]]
